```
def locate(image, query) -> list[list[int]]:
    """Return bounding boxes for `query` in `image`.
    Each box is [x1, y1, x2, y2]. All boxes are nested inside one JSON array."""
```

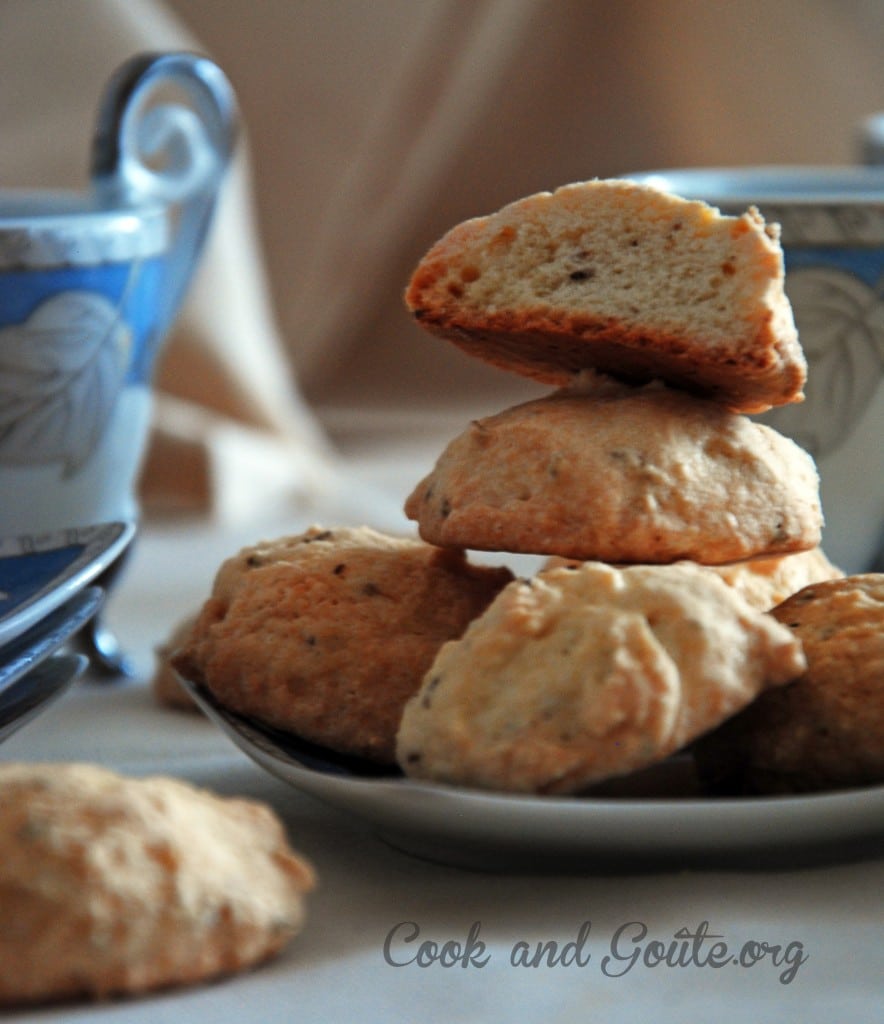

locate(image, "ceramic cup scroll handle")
[[91, 51, 238, 344]]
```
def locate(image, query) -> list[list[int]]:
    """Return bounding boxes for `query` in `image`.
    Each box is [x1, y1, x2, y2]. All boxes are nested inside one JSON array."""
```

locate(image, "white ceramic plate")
[[0, 521, 134, 647], [181, 678, 884, 872]]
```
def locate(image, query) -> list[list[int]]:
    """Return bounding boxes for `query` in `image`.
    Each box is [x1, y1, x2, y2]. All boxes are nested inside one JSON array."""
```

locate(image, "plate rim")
[[180, 676, 884, 865]]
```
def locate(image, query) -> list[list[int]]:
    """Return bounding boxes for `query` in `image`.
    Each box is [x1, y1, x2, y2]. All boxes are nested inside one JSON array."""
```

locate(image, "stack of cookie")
[[175, 179, 881, 799], [392, 179, 851, 793], [402, 179, 821, 566]]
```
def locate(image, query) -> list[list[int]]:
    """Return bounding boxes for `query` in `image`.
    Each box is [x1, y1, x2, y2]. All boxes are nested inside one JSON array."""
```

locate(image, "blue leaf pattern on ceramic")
[[0, 292, 130, 475], [761, 266, 884, 456]]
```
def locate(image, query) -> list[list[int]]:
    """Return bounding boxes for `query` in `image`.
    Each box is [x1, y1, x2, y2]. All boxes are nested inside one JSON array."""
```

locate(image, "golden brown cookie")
[[404, 378, 822, 565], [544, 546, 843, 611], [707, 547, 843, 611], [396, 561, 805, 794], [173, 525, 513, 763], [694, 574, 884, 794], [0, 762, 315, 1006], [406, 179, 805, 413]]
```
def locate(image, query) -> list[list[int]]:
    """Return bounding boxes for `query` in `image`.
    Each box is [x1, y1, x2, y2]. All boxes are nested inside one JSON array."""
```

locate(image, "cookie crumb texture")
[[405, 383, 822, 564], [695, 574, 884, 793], [0, 763, 315, 1006], [174, 525, 513, 763], [406, 179, 805, 412], [397, 562, 805, 794]]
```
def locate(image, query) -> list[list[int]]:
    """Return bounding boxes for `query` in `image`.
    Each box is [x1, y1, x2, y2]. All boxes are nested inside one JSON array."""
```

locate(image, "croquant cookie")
[[694, 574, 884, 794], [404, 377, 822, 565], [396, 561, 806, 794], [173, 525, 513, 763], [0, 762, 315, 1005], [405, 178, 805, 412]]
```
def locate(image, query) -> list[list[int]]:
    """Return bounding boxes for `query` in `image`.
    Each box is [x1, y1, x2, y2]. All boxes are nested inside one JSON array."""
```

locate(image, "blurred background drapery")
[[3, 0, 883, 519]]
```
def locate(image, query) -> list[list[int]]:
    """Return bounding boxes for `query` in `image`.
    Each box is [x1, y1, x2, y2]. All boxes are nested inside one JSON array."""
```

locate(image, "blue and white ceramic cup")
[[629, 164, 884, 573], [0, 52, 236, 537]]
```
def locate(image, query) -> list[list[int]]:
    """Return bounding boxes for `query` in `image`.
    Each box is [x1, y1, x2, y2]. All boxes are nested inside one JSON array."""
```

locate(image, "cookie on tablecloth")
[[0, 762, 314, 1005]]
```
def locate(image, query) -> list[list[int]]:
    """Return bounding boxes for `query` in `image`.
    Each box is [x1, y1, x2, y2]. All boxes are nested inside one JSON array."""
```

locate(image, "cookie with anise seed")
[[405, 178, 805, 412], [397, 561, 805, 794], [174, 525, 513, 763], [695, 574, 884, 794], [404, 377, 822, 565]]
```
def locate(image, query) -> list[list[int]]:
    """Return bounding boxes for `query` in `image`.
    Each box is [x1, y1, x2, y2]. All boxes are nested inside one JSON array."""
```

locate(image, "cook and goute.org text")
[[382, 920, 808, 985]]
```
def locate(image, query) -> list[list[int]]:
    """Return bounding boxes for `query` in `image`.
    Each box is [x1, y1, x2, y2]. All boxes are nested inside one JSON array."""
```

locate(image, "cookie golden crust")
[[404, 380, 822, 565], [173, 525, 513, 763], [0, 763, 315, 1006], [396, 562, 806, 794], [695, 574, 884, 794], [405, 179, 805, 413]]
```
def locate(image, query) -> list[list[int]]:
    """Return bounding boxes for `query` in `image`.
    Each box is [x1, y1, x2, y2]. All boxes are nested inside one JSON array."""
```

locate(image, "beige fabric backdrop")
[[3, 0, 884, 515], [164, 0, 884, 411]]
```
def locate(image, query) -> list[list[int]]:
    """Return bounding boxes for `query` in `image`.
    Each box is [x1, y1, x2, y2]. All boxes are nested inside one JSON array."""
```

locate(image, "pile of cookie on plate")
[[175, 178, 884, 799]]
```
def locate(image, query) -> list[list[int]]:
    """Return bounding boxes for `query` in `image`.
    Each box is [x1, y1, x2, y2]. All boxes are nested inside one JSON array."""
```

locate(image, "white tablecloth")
[[2, 411, 882, 1023]]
